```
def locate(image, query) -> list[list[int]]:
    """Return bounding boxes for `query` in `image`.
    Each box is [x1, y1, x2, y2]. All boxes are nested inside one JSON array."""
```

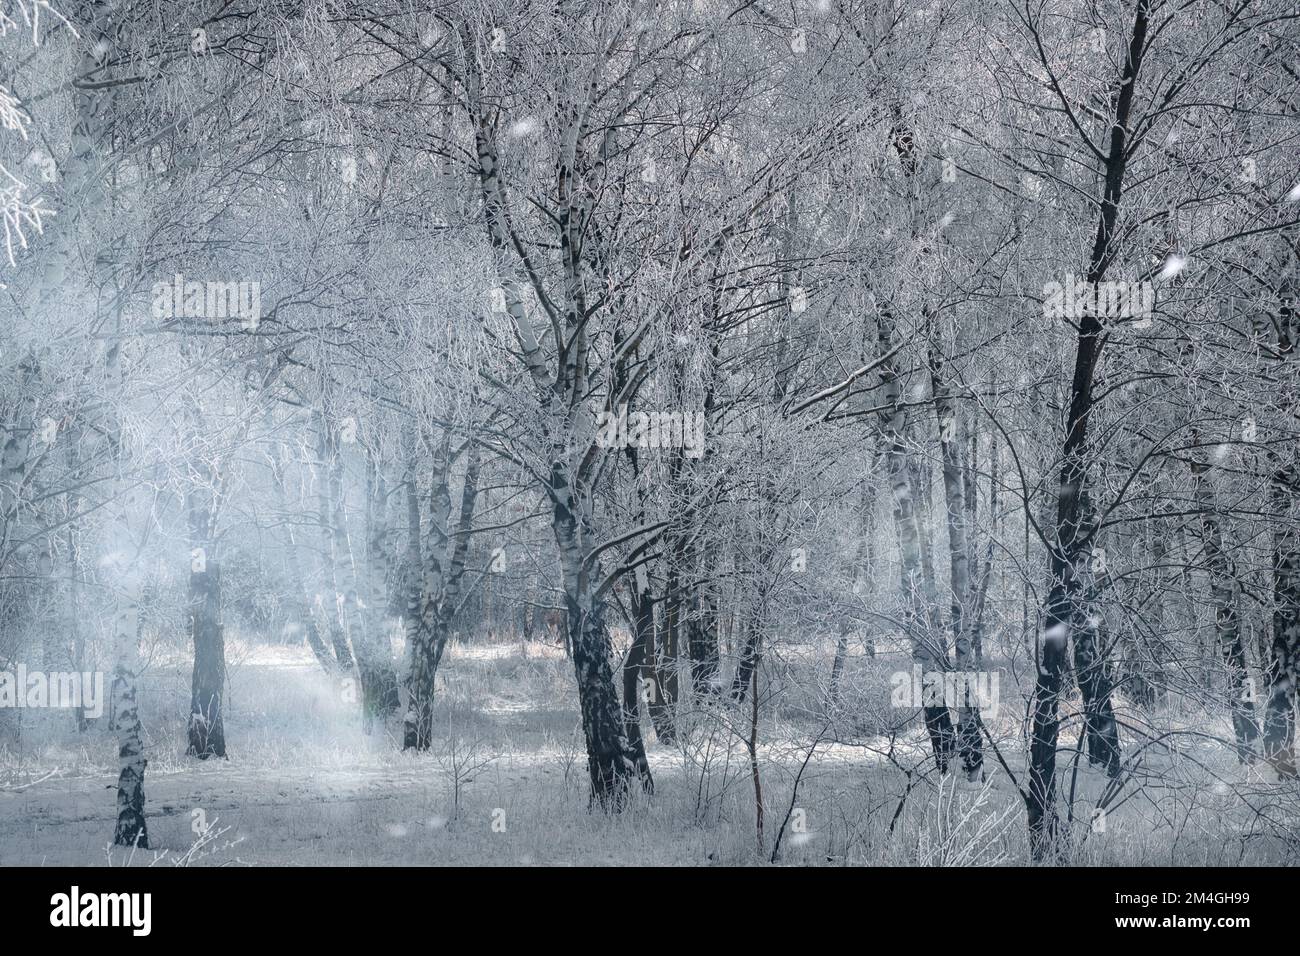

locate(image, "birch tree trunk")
[[314, 410, 354, 672], [621, 563, 655, 781], [403, 437, 480, 750], [877, 307, 954, 770], [363, 452, 401, 716], [928, 333, 983, 781], [466, 38, 649, 805], [551, 465, 651, 806], [328, 437, 398, 728], [111, 575, 148, 848], [272, 447, 335, 670], [621, 441, 669, 750], [60, 0, 152, 845]]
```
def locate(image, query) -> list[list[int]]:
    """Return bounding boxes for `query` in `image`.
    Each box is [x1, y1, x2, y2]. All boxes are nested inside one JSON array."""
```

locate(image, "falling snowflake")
[[1158, 253, 1187, 280], [507, 117, 539, 140]]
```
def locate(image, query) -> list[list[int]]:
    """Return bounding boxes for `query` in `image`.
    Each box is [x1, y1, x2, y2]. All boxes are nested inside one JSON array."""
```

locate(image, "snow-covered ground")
[[2, 638, 1296, 866]]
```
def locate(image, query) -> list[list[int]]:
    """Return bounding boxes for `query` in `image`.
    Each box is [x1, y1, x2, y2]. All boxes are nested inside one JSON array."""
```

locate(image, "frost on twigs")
[[0, 84, 49, 267], [0, 83, 31, 139], [1, 164, 52, 269], [0, 2, 76, 274], [0, 0, 78, 44]]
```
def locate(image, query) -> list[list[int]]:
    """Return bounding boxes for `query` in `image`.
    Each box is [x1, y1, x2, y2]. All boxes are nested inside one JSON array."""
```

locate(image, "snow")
[[4, 638, 1295, 866]]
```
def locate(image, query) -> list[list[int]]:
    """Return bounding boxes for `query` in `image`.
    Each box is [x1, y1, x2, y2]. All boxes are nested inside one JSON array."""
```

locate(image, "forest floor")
[[1, 636, 1297, 866]]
